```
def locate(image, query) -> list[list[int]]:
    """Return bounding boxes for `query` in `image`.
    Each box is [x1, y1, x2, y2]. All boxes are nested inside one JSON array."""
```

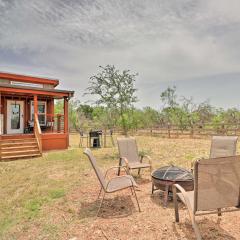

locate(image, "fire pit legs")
[[151, 183, 155, 194], [163, 185, 170, 208]]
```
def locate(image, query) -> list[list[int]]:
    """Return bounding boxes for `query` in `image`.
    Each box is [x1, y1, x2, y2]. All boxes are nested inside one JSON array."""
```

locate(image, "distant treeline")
[[55, 65, 240, 135], [55, 87, 240, 133]]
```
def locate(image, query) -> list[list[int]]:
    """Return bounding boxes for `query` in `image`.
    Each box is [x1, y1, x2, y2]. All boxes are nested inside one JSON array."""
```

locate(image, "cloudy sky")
[[0, 0, 240, 109]]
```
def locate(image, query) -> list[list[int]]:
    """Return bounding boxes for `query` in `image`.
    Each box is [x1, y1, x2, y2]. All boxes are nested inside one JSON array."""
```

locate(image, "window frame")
[[30, 101, 47, 126]]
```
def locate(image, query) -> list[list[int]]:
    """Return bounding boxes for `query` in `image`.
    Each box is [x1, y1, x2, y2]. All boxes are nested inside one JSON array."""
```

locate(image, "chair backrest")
[[83, 148, 107, 190], [210, 136, 238, 158], [117, 137, 139, 164], [194, 155, 240, 212]]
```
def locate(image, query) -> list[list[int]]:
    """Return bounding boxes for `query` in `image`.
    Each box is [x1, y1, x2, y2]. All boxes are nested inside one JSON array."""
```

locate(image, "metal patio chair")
[[191, 135, 238, 171], [210, 135, 238, 158], [173, 155, 240, 240], [117, 137, 152, 176], [83, 148, 141, 216]]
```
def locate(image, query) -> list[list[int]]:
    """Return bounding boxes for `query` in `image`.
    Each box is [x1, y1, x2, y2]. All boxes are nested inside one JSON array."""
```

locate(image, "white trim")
[[11, 81, 43, 88]]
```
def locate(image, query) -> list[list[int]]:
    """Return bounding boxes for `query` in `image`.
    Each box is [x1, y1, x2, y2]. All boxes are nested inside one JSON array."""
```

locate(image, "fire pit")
[[151, 165, 194, 207]]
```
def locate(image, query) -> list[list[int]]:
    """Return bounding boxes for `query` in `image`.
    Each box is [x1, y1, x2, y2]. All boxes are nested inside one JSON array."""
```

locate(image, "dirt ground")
[[1, 135, 240, 240]]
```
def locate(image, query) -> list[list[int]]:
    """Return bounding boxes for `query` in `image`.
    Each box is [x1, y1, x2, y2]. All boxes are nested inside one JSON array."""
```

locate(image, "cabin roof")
[[0, 83, 74, 98], [0, 71, 59, 87]]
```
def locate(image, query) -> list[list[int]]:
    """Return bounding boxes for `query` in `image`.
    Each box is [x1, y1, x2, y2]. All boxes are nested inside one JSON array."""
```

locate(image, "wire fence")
[[70, 122, 240, 138]]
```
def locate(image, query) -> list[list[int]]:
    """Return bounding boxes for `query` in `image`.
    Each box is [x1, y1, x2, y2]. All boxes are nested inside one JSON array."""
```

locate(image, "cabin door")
[[7, 100, 24, 134]]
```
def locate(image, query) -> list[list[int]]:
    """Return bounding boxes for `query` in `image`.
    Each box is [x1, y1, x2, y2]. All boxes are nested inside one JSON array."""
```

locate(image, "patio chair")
[[210, 136, 238, 158], [117, 137, 152, 176], [173, 155, 240, 240], [83, 148, 141, 216], [191, 136, 238, 171]]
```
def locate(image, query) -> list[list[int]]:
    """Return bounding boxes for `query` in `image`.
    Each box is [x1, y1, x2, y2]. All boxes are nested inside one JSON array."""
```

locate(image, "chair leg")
[[132, 186, 141, 212], [192, 218, 202, 240], [97, 187, 102, 200], [117, 158, 121, 176], [97, 191, 106, 216], [130, 187, 134, 195], [173, 185, 179, 222], [138, 168, 141, 175], [217, 208, 222, 216]]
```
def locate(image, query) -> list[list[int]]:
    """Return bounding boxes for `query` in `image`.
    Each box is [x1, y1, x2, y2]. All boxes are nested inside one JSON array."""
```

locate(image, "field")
[[0, 134, 240, 240]]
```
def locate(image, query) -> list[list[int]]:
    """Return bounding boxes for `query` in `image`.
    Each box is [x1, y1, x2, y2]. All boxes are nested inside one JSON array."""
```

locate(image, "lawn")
[[0, 134, 240, 240]]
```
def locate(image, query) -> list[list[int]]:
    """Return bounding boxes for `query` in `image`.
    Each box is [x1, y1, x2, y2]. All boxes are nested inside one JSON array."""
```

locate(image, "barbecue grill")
[[89, 130, 102, 148]]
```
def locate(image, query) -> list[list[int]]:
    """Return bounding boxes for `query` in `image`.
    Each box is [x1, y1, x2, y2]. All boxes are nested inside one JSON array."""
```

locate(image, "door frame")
[[6, 100, 25, 134]]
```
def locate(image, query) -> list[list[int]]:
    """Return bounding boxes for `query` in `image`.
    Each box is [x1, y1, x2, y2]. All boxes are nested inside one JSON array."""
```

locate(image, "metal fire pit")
[[151, 165, 194, 207]]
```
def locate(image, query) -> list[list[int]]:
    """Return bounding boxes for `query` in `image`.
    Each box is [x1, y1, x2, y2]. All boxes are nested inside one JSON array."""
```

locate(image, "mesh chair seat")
[[128, 162, 151, 169], [107, 175, 137, 192]]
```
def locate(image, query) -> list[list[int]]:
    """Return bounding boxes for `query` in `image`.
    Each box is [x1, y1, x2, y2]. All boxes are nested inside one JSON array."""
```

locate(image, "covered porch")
[[0, 84, 73, 151]]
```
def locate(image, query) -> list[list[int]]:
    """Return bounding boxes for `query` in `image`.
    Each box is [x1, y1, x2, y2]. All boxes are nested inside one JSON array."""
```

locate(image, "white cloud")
[[0, 0, 240, 107]]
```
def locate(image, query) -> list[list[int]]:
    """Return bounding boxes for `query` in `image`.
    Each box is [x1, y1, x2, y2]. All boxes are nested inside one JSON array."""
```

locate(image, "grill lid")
[[151, 165, 193, 181]]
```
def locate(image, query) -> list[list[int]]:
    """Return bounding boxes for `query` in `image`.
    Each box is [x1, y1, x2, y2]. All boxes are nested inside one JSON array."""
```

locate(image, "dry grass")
[[0, 134, 240, 239]]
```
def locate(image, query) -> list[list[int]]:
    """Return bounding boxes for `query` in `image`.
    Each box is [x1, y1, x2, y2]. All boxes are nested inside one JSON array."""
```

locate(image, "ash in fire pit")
[[151, 165, 194, 207]]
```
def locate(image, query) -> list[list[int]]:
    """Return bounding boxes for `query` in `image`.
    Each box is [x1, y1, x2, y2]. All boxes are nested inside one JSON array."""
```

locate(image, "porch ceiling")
[[0, 83, 74, 99]]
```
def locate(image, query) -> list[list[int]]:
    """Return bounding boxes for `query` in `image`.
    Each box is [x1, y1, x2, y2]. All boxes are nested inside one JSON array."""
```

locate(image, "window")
[[30, 101, 47, 125]]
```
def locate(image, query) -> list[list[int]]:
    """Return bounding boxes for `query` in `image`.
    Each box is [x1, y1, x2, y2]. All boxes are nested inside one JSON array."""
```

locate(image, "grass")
[[0, 134, 240, 239]]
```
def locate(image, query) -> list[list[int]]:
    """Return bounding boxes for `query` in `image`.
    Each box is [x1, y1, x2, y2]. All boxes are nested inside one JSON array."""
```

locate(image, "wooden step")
[[0, 138, 37, 143], [1, 149, 40, 156], [1, 153, 41, 160], [0, 141, 38, 147], [0, 136, 41, 160], [1, 145, 38, 151]]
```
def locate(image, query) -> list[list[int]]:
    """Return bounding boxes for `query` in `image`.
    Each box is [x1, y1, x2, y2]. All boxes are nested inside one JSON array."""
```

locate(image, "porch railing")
[[44, 114, 65, 133], [34, 113, 42, 154]]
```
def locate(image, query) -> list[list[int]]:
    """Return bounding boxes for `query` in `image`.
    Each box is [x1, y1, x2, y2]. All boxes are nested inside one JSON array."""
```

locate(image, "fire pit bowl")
[[151, 165, 194, 207]]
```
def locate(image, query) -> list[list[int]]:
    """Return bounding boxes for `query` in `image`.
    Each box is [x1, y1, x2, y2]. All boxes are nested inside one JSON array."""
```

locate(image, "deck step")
[[0, 141, 37, 147], [1, 153, 41, 160], [1, 145, 38, 151], [1, 149, 40, 156], [0, 138, 37, 143], [0, 137, 41, 160]]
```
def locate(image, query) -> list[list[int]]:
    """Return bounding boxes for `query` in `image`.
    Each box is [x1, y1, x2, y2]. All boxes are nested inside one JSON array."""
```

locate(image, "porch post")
[[64, 97, 69, 146], [34, 95, 38, 120]]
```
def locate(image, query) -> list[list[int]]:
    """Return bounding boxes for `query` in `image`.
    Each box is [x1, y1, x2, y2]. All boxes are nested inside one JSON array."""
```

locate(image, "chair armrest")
[[140, 154, 152, 165], [104, 166, 128, 179], [173, 183, 187, 195], [173, 184, 195, 216], [120, 157, 129, 166]]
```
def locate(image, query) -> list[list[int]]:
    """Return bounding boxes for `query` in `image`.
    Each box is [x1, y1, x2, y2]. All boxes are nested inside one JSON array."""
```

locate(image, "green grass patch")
[[0, 217, 13, 237], [49, 189, 65, 199], [24, 197, 48, 219]]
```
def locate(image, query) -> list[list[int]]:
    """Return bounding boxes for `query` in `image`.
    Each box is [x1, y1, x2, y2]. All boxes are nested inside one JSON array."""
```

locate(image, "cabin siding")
[[42, 133, 68, 151]]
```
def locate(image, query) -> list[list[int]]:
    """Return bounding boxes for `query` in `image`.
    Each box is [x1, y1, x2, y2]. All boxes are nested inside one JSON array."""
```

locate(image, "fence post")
[[167, 123, 171, 138], [221, 121, 225, 135], [104, 128, 107, 148], [190, 124, 194, 138]]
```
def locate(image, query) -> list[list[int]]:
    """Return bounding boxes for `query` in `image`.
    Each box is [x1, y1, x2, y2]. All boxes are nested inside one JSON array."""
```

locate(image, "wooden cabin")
[[0, 72, 74, 160]]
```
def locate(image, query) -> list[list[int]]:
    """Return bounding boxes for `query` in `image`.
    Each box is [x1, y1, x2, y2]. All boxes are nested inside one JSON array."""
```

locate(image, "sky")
[[0, 0, 240, 110]]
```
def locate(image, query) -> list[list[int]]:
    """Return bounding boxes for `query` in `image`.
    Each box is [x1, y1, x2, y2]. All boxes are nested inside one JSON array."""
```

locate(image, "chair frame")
[[117, 137, 152, 175], [173, 157, 240, 240], [84, 149, 141, 216]]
